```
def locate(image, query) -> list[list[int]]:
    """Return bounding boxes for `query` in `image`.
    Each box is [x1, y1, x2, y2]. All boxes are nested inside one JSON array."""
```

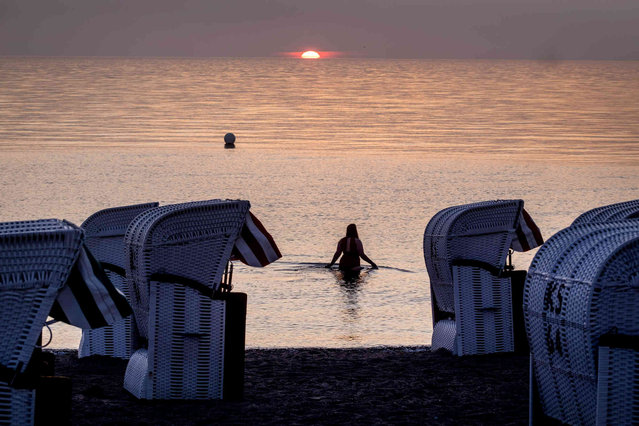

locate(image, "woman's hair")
[[345, 223, 359, 239]]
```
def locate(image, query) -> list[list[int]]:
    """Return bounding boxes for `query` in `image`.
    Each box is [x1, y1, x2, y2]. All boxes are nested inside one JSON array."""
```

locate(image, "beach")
[[51, 347, 529, 425], [3, 57, 638, 425]]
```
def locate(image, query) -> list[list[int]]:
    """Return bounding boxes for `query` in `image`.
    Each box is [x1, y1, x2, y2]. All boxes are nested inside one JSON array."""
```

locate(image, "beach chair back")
[[123, 200, 249, 399], [424, 199, 522, 314], [572, 199, 639, 226], [0, 219, 82, 424], [424, 200, 523, 355], [524, 222, 639, 425], [78, 202, 158, 359]]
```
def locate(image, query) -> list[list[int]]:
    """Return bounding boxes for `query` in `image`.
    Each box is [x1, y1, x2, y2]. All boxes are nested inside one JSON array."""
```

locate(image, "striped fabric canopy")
[[50, 210, 280, 329], [232, 212, 282, 267], [511, 208, 544, 252], [49, 246, 132, 329]]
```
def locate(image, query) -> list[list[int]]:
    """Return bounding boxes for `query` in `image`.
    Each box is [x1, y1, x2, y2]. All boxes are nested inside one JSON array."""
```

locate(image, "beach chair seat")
[[0, 219, 83, 425], [571, 199, 639, 226], [424, 199, 542, 356], [524, 221, 639, 425], [78, 202, 159, 359], [123, 200, 251, 400]]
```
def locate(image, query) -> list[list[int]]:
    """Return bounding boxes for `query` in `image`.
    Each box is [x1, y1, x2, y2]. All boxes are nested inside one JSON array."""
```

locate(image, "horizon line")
[[1, 54, 638, 62]]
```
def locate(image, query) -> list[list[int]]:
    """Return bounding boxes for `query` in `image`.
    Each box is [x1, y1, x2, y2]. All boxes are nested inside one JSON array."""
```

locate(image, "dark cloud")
[[0, 0, 637, 59]]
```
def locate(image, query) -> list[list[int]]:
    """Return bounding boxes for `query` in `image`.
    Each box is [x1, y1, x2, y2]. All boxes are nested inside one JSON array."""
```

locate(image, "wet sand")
[[50, 347, 529, 425]]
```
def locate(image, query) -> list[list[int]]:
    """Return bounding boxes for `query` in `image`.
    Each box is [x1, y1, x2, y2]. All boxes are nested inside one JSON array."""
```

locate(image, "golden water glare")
[[1, 57, 638, 349]]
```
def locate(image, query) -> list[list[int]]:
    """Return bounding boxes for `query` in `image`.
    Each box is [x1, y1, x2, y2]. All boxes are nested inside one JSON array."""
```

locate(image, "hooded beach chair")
[[0, 219, 83, 425], [423, 199, 543, 355], [123, 199, 279, 400], [524, 221, 639, 425], [78, 202, 159, 359], [571, 199, 639, 226]]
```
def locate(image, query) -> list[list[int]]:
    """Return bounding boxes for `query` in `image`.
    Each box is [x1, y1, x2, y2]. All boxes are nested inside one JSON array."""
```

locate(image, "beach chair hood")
[[524, 221, 639, 425]]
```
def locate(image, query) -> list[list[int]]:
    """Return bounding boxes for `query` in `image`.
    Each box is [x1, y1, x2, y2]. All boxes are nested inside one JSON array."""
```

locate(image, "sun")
[[301, 50, 320, 59]]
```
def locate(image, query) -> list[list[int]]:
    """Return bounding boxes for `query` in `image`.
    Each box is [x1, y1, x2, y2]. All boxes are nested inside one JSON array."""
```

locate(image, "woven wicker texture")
[[596, 346, 639, 425], [123, 348, 150, 399], [424, 200, 522, 354], [0, 219, 83, 425], [572, 199, 639, 226], [430, 319, 456, 352], [453, 266, 514, 355], [0, 383, 35, 425], [424, 200, 522, 313], [78, 203, 158, 359], [524, 222, 639, 425], [123, 200, 249, 400]]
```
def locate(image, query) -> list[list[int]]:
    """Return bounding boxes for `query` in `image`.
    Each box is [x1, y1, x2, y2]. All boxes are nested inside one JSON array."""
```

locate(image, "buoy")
[[224, 133, 236, 148]]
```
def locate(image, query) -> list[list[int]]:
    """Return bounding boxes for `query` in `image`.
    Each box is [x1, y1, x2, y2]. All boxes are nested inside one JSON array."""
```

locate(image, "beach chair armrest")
[[149, 272, 219, 300], [451, 258, 504, 277]]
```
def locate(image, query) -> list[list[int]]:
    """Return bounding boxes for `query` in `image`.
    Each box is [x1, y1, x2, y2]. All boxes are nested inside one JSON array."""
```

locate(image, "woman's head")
[[346, 223, 359, 238]]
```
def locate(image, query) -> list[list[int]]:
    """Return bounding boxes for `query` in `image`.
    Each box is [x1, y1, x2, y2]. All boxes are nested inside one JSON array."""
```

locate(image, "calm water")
[[1, 57, 638, 349]]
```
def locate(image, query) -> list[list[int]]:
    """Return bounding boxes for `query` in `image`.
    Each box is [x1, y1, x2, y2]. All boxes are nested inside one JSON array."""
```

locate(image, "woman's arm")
[[326, 241, 343, 268], [356, 240, 378, 269], [360, 253, 378, 269]]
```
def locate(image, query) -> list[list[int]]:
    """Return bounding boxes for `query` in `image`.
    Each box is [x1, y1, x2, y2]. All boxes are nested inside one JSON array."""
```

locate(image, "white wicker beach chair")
[[524, 222, 639, 425], [123, 200, 250, 400], [0, 219, 82, 425], [424, 200, 523, 355], [571, 199, 639, 226], [78, 202, 159, 359]]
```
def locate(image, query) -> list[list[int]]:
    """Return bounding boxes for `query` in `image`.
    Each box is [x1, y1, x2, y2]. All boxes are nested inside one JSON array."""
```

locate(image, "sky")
[[1, 0, 638, 60]]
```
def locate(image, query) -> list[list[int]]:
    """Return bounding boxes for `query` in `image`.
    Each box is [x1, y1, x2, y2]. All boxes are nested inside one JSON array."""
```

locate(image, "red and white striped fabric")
[[511, 208, 544, 252], [232, 212, 282, 267]]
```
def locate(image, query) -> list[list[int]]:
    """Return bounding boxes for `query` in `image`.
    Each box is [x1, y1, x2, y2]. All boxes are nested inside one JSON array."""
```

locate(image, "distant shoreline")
[[51, 346, 529, 425]]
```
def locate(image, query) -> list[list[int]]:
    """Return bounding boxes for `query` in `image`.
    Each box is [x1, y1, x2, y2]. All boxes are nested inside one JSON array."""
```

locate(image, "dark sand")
[[48, 347, 529, 425]]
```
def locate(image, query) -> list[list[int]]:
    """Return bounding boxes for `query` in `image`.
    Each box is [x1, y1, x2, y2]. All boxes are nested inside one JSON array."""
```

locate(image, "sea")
[[1, 57, 638, 349]]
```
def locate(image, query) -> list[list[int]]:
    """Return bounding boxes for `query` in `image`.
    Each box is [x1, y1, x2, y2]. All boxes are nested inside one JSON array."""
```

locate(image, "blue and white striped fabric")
[[49, 246, 132, 329]]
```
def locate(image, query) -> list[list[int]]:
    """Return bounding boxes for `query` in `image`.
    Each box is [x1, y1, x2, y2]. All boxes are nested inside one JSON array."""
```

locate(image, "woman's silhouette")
[[326, 224, 378, 273]]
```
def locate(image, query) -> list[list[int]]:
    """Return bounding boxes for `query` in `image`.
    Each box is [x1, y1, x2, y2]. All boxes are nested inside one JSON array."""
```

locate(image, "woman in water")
[[326, 224, 378, 272]]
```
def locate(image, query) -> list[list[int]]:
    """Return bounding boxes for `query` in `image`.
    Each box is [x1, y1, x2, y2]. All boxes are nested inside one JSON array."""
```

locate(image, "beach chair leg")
[[529, 356, 550, 425]]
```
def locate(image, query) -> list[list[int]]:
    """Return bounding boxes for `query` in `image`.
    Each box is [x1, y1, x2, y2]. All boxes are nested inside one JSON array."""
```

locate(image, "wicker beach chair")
[[123, 200, 250, 400], [571, 199, 639, 226], [78, 202, 159, 359], [424, 200, 523, 355], [524, 222, 639, 425], [0, 219, 83, 425]]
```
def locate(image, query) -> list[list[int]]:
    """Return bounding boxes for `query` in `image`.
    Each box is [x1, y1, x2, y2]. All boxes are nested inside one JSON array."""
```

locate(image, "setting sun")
[[301, 50, 320, 59]]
